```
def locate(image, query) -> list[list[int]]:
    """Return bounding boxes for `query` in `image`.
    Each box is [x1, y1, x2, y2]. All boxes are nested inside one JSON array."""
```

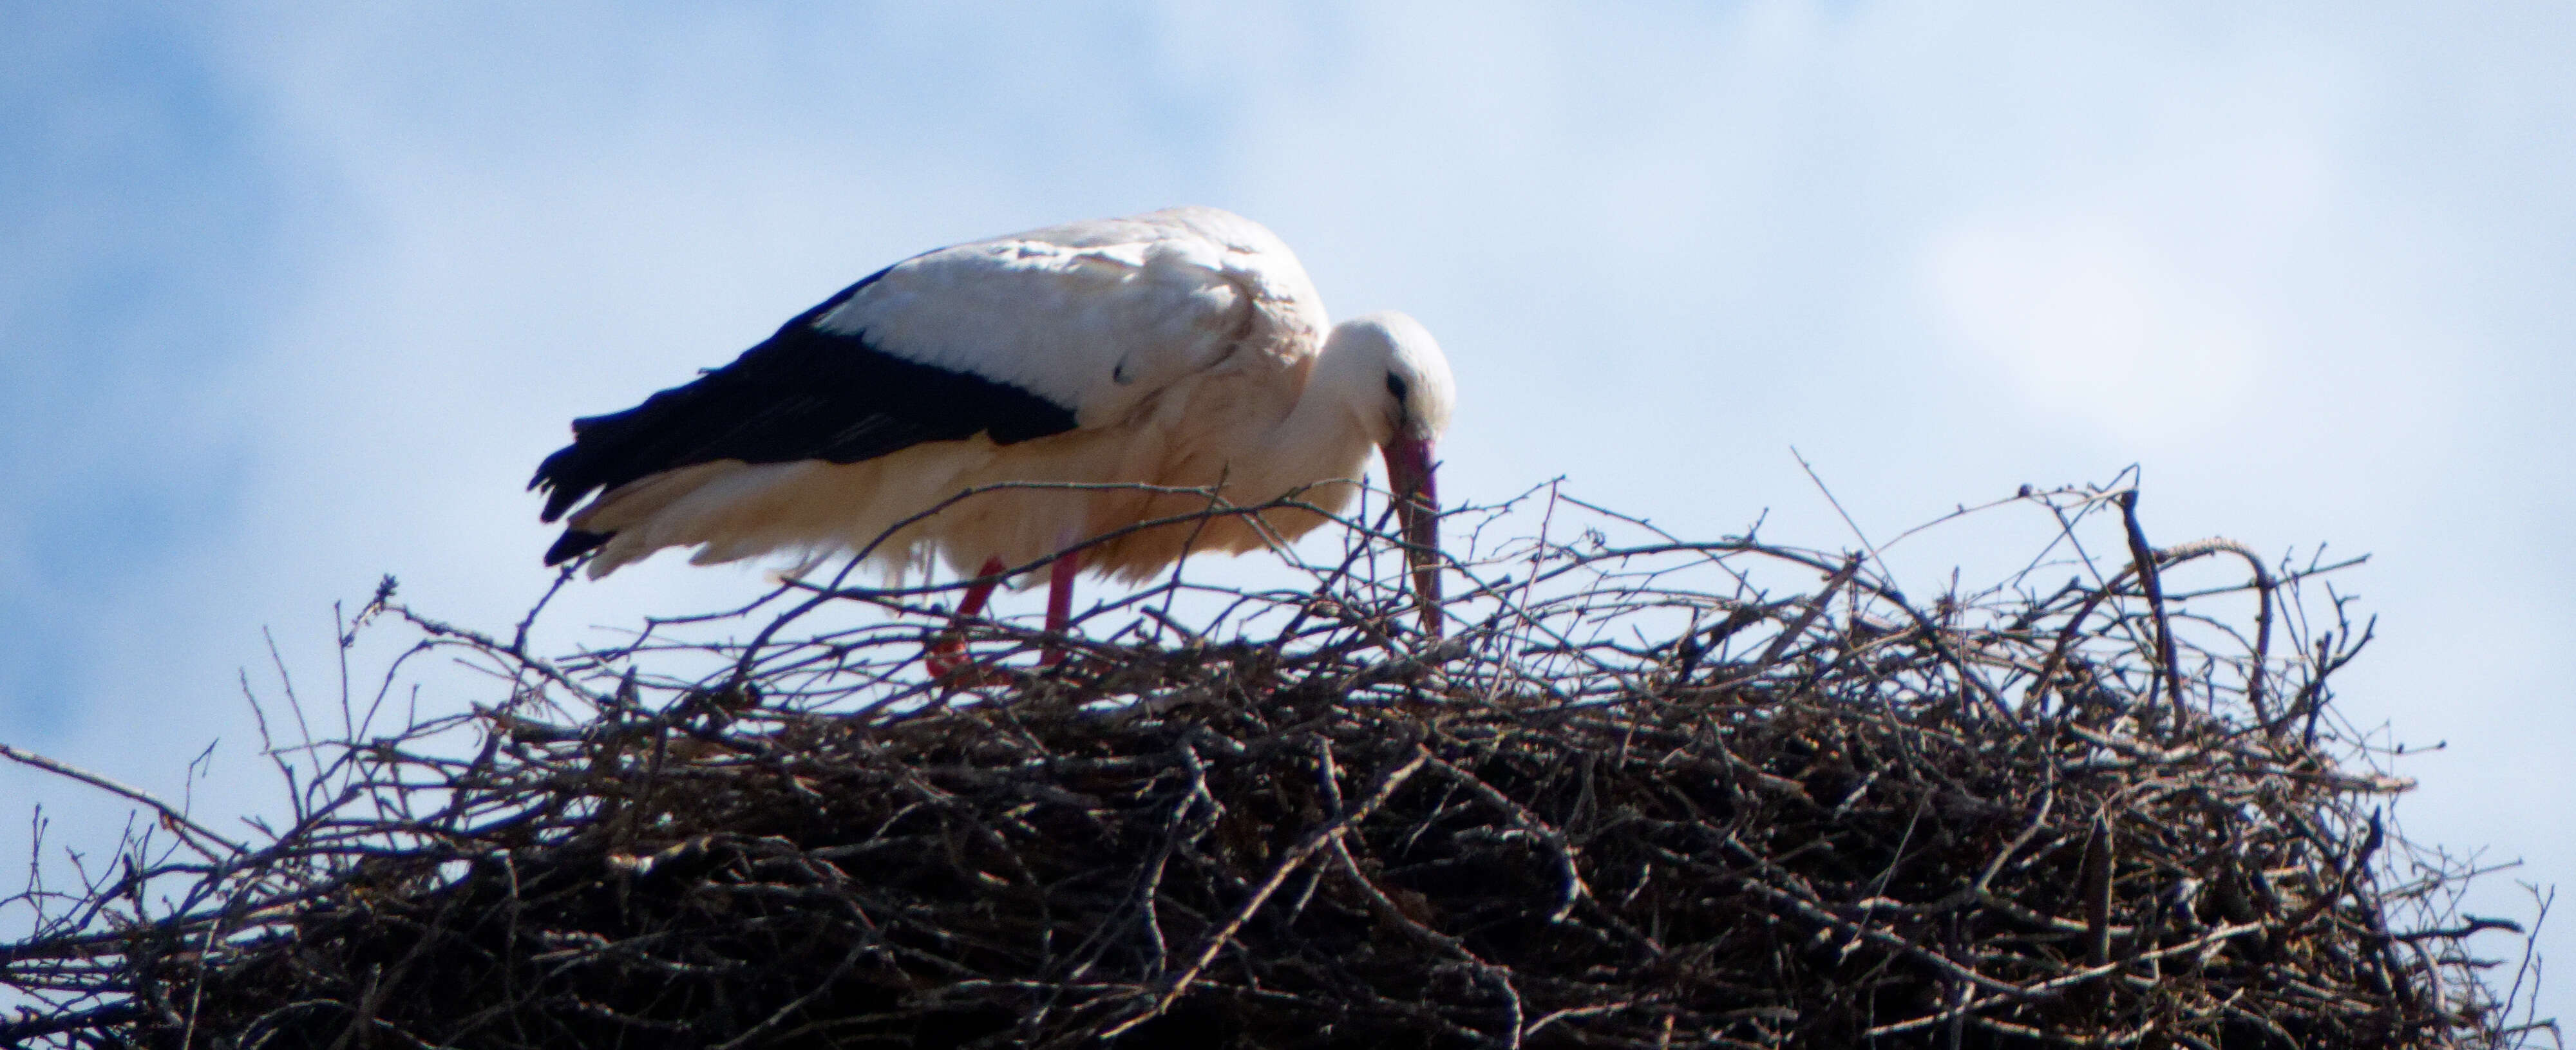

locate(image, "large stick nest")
[[1, 481, 2553, 1048]]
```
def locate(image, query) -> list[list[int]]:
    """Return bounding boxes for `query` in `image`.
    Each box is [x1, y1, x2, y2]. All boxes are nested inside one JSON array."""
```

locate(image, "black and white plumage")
[[531, 206, 1455, 645]]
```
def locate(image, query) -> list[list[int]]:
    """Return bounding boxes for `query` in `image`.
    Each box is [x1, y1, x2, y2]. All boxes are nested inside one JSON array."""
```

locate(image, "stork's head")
[[1327, 311, 1455, 637]]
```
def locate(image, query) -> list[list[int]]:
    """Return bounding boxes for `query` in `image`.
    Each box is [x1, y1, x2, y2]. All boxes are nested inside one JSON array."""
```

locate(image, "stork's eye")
[[1385, 372, 1410, 402]]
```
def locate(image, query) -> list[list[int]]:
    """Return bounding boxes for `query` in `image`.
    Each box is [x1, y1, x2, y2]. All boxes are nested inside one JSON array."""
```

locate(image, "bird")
[[529, 206, 1455, 671]]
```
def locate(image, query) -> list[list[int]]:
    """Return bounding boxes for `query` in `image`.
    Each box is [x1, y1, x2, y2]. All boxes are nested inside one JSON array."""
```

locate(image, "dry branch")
[[0, 481, 2552, 1049]]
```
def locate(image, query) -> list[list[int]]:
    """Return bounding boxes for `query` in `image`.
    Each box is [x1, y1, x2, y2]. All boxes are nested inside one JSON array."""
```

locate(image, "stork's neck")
[[1244, 338, 1382, 503]]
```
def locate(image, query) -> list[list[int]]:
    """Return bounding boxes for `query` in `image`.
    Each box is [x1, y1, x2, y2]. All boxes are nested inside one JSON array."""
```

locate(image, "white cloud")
[[8, 0, 2574, 1025], [1924, 214, 2262, 446]]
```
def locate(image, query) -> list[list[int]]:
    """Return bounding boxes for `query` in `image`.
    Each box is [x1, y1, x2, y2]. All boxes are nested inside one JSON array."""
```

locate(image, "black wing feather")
[[530, 272, 1081, 564]]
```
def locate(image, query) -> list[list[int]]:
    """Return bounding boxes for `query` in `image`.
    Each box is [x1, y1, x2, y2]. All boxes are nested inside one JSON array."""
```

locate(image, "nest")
[[1, 482, 2553, 1048]]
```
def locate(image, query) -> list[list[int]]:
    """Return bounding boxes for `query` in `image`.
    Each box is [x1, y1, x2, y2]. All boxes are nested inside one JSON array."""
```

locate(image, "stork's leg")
[[1040, 547, 1082, 667], [955, 558, 1007, 620], [925, 558, 1007, 679]]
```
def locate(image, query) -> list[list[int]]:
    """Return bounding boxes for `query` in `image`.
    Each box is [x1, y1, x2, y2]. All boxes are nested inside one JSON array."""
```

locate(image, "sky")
[[4, 0, 2571, 1028]]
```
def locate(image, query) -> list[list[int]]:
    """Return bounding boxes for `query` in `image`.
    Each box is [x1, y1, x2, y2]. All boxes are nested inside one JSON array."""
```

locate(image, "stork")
[[530, 207, 1455, 672]]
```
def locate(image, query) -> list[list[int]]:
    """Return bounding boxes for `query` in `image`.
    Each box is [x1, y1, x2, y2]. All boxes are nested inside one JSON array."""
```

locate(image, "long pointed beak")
[[1380, 436, 1443, 637]]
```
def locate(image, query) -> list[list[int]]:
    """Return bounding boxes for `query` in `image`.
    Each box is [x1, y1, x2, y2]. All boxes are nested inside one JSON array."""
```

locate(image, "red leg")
[[1039, 547, 1081, 667], [955, 557, 1006, 619], [925, 558, 1007, 679]]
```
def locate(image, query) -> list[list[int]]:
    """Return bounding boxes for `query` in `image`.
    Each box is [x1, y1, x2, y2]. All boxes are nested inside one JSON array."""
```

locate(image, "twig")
[[0, 744, 245, 857]]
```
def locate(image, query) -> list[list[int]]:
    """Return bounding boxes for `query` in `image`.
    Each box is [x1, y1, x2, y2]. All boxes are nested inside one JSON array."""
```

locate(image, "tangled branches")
[[0, 480, 2555, 1047]]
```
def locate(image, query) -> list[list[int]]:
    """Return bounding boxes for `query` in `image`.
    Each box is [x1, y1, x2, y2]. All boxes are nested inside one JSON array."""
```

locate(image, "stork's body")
[[531, 207, 1454, 661]]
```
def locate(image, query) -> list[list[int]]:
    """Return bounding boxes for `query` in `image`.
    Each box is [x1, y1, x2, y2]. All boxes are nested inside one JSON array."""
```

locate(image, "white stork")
[[530, 206, 1456, 669]]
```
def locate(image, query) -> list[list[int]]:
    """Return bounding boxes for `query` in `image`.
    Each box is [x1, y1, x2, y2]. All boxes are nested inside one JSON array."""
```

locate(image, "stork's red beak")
[[1380, 436, 1443, 637]]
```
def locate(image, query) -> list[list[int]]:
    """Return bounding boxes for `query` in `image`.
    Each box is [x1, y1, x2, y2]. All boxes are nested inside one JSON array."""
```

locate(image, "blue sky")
[[6, 0, 2572, 1024]]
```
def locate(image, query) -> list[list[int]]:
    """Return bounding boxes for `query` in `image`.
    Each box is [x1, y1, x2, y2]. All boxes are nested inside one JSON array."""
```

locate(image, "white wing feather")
[[811, 208, 1324, 427]]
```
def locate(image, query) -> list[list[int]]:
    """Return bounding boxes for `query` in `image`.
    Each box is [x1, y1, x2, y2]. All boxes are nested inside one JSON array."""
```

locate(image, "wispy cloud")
[[6, 0, 2571, 1021]]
